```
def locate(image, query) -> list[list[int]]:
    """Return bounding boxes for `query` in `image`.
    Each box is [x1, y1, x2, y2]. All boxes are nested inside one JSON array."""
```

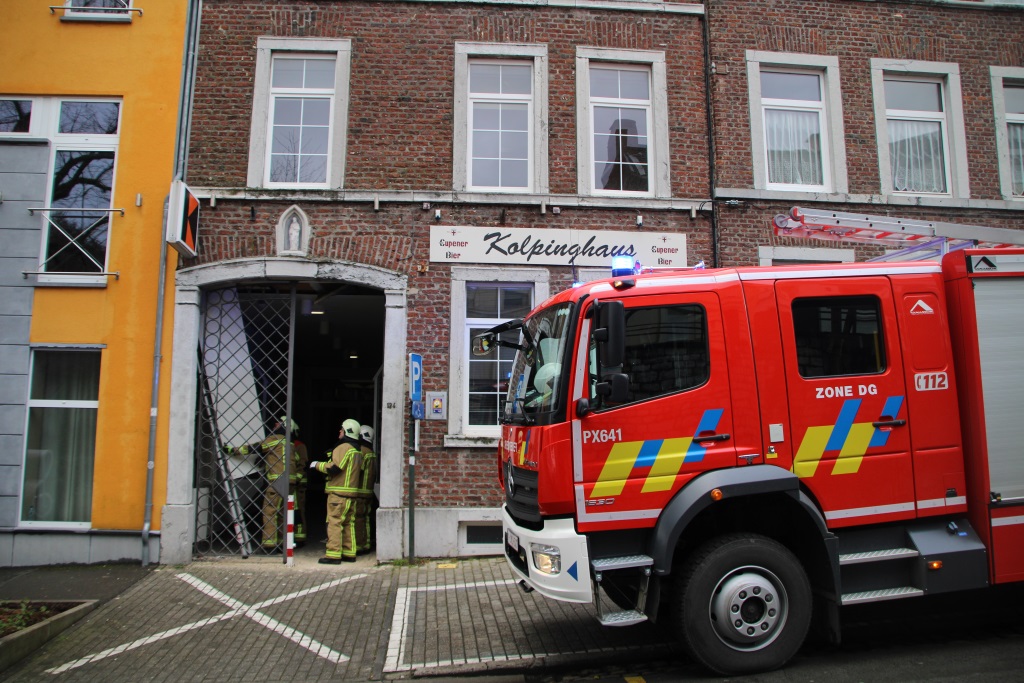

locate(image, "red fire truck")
[[475, 243, 1024, 675]]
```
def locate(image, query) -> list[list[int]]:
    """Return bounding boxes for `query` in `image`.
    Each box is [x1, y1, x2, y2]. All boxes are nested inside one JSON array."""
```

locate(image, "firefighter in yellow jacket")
[[355, 424, 377, 554], [310, 418, 363, 564], [259, 417, 301, 550]]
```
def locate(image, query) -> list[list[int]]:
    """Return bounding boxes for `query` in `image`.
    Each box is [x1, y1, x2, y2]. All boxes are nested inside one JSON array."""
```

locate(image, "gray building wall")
[[0, 138, 47, 534]]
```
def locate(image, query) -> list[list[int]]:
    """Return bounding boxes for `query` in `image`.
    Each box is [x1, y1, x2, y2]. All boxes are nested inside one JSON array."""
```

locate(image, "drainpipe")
[[701, 1, 720, 268], [143, 0, 202, 566]]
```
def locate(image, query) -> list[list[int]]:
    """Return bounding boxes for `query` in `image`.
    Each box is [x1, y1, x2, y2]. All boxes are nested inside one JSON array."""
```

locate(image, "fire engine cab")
[[475, 238, 1024, 675]]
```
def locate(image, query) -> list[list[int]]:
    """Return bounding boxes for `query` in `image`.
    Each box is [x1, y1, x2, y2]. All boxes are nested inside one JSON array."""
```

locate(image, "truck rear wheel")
[[673, 533, 811, 675]]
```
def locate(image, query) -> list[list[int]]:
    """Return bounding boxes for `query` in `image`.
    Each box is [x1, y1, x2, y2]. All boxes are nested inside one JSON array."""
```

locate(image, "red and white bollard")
[[286, 494, 295, 567]]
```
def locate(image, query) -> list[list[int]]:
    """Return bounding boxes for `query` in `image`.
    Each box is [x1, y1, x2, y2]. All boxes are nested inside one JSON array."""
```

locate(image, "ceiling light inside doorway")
[[348, 349, 359, 359]]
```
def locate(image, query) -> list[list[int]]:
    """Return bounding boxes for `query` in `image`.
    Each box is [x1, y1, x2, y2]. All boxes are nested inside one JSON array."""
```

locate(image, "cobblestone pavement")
[[3, 555, 673, 682]]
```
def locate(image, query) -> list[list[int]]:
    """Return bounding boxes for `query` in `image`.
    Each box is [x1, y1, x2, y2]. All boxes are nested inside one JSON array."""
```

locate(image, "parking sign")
[[409, 353, 422, 401]]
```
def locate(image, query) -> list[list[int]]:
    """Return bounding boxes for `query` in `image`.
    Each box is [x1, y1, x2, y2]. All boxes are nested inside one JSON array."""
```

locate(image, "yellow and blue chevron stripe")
[[793, 397, 904, 478], [590, 409, 724, 498]]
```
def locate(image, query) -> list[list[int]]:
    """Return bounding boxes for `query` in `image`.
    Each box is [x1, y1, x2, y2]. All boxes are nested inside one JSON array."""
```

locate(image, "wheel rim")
[[707, 564, 788, 652]]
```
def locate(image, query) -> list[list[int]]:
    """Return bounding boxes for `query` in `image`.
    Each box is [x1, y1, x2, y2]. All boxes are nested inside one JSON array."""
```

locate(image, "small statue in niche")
[[287, 215, 302, 252]]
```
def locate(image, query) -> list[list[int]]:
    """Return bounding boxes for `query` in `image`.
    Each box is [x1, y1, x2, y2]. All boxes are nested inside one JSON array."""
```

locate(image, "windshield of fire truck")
[[505, 302, 574, 420]]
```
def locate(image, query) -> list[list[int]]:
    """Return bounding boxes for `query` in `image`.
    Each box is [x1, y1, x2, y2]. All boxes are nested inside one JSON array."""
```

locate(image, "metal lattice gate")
[[194, 285, 300, 559]]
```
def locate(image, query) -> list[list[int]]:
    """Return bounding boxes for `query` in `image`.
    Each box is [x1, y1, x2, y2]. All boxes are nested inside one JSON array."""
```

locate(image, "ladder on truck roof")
[[773, 206, 1024, 262]]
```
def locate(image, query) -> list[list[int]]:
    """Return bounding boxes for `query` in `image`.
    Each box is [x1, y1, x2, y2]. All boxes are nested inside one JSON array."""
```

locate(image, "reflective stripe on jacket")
[[318, 442, 363, 495]]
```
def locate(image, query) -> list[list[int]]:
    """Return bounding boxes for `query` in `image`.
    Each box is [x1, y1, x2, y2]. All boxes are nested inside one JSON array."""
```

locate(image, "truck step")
[[839, 547, 919, 565], [591, 554, 654, 572], [841, 586, 924, 605], [597, 609, 648, 627]]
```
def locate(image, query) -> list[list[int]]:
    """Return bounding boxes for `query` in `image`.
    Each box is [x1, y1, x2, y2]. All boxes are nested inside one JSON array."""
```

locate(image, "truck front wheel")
[[673, 533, 811, 675]]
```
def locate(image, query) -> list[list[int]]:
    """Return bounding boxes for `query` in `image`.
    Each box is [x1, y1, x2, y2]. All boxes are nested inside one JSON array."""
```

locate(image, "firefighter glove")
[[309, 461, 321, 470]]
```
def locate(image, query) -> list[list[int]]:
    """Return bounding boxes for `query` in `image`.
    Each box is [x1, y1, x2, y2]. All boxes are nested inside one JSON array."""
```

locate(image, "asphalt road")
[[525, 582, 1024, 682]]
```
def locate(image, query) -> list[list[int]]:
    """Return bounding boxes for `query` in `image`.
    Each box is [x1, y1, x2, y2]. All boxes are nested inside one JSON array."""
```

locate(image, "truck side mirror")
[[595, 373, 629, 404], [594, 301, 625, 368]]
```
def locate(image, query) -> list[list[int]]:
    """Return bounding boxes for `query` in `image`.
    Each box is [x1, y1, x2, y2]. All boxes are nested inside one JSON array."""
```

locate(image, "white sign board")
[[430, 226, 687, 269]]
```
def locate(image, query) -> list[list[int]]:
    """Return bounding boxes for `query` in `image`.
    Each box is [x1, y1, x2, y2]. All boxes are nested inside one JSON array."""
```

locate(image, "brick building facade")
[[162, 0, 713, 563], [707, 0, 1024, 265]]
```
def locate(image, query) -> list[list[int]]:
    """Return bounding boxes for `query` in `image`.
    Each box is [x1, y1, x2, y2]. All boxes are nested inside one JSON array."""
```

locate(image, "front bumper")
[[502, 507, 593, 603]]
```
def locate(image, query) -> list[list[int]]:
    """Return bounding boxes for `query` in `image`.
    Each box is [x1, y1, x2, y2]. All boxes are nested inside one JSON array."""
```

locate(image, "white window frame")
[[576, 47, 670, 199], [871, 59, 969, 199], [453, 43, 548, 195], [20, 346, 103, 530], [35, 98, 122, 286], [446, 266, 549, 447], [59, 0, 136, 22], [991, 66, 1024, 201], [247, 37, 352, 190], [746, 52, 847, 194]]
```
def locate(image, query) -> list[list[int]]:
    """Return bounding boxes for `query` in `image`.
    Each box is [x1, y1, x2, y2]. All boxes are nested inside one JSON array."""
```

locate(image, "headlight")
[[531, 543, 561, 575]]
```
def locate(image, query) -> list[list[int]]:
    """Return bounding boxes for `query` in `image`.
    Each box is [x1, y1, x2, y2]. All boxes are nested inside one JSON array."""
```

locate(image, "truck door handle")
[[696, 433, 731, 442], [871, 419, 906, 428]]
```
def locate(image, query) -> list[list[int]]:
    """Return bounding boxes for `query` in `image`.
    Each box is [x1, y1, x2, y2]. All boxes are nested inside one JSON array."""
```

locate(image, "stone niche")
[[276, 205, 311, 257]]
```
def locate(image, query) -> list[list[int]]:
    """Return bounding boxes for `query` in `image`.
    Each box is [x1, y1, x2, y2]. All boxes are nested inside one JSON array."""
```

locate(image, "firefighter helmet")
[[279, 416, 299, 432], [360, 425, 375, 444], [341, 419, 360, 440]]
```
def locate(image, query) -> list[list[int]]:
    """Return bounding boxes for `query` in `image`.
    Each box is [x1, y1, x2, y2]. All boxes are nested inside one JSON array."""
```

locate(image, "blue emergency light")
[[611, 255, 637, 277]]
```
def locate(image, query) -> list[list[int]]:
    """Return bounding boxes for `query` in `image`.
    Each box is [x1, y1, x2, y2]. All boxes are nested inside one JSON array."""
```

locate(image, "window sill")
[[59, 14, 133, 24], [444, 434, 500, 449], [32, 274, 110, 288], [715, 187, 1024, 212]]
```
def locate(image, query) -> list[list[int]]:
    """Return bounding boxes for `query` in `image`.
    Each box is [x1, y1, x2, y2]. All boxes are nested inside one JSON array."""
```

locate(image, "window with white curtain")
[[21, 349, 101, 526], [760, 70, 828, 190], [1007, 85, 1024, 197], [884, 78, 949, 194], [746, 52, 847, 195], [871, 60, 968, 199]]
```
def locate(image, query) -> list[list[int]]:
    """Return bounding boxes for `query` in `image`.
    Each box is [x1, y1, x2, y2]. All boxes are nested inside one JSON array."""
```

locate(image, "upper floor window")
[[453, 43, 548, 195], [247, 38, 352, 190], [991, 67, 1024, 200], [267, 55, 335, 185], [56, 0, 137, 22], [0, 100, 32, 133], [871, 60, 969, 198], [577, 48, 670, 199], [746, 52, 847, 194]]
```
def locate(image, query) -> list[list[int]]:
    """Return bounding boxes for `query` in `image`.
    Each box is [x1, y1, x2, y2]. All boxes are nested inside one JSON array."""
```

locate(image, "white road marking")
[[47, 572, 366, 674]]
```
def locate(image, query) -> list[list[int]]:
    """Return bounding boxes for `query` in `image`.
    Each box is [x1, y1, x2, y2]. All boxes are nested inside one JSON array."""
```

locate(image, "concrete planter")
[[0, 600, 97, 673]]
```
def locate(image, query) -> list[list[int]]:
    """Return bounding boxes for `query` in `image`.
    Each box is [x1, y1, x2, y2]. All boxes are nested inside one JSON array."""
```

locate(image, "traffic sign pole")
[[408, 354, 423, 563]]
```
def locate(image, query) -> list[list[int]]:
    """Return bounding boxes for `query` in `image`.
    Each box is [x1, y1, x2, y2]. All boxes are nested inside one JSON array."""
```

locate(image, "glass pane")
[[473, 130, 500, 158], [761, 71, 821, 102], [594, 134, 617, 163], [274, 98, 302, 125], [299, 155, 327, 183], [885, 79, 943, 112], [501, 160, 529, 188], [595, 161, 617, 190], [50, 149, 114, 208], [473, 103, 500, 130], [793, 297, 885, 377], [304, 59, 336, 89], [619, 305, 709, 404], [31, 350, 101, 400], [23, 407, 96, 523], [302, 99, 330, 125], [501, 104, 528, 132], [501, 64, 532, 95], [501, 131, 528, 160], [1008, 122, 1023, 196], [468, 360, 498, 392], [619, 69, 650, 100], [594, 106, 620, 133], [59, 101, 119, 135], [500, 286, 532, 317], [468, 394, 498, 426], [70, 0, 128, 12], [765, 108, 824, 186], [49, 148, 114, 269], [1006, 86, 1024, 115], [470, 64, 501, 94], [300, 126, 328, 154], [889, 119, 946, 193], [466, 285, 500, 317], [590, 68, 620, 98], [272, 126, 300, 153], [272, 58, 305, 88], [472, 159, 500, 187], [0, 100, 31, 132], [270, 154, 298, 182]]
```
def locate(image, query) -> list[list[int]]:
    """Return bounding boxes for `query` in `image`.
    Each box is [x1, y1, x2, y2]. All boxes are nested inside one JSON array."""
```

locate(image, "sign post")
[[408, 353, 422, 562]]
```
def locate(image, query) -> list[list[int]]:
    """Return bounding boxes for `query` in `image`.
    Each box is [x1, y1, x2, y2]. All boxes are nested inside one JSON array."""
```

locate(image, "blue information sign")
[[411, 400, 425, 420]]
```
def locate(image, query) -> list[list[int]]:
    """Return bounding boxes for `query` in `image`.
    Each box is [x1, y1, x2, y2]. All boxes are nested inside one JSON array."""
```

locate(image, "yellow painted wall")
[[7, 2, 187, 531]]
